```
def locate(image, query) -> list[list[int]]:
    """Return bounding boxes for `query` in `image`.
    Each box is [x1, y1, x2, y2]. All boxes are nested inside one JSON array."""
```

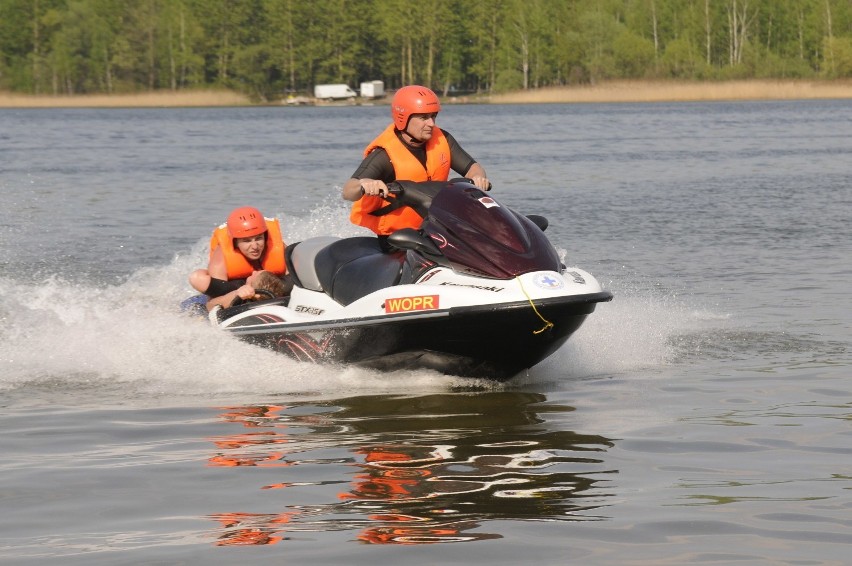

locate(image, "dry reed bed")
[[2, 80, 851, 108], [0, 90, 251, 108], [488, 80, 852, 104]]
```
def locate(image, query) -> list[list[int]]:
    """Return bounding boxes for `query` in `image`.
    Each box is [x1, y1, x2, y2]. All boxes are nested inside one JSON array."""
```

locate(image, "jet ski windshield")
[[420, 182, 562, 279]]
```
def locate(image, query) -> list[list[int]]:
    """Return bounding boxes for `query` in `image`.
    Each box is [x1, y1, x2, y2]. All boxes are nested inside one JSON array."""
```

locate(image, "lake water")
[[0, 100, 850, 565]]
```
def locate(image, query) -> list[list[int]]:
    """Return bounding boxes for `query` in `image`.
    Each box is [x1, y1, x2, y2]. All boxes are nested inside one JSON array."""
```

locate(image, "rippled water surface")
[[1, 100, 850, 565]]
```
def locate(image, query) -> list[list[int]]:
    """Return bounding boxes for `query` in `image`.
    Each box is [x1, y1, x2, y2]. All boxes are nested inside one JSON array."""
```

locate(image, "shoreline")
[[2, 80, 851, 108]]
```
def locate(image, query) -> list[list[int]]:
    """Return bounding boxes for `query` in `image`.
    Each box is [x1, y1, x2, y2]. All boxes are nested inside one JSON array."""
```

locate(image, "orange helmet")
[[227, 206, 267, 238], [391, 85, 441, 130]]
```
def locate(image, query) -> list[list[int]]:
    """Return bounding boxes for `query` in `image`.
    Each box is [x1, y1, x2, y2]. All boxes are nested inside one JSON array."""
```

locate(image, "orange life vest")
[[350, 124, 452, 235], [209, 217, 286, 279]]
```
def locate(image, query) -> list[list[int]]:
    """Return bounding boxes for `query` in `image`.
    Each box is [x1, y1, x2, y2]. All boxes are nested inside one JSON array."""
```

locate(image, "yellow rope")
[[516, 276, 554, 334]]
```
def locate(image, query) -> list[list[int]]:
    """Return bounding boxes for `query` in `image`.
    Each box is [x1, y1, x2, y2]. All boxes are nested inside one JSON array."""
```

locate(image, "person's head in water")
[[204, 269, 290, 312], [247, 270, 287, 298]]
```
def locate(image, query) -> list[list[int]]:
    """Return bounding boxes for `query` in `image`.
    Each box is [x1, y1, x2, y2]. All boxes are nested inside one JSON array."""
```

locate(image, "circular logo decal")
[[533, 273, 564, 290]]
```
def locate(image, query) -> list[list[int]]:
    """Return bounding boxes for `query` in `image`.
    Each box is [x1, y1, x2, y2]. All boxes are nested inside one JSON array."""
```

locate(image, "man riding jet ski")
[[205, 179, 612, 380]]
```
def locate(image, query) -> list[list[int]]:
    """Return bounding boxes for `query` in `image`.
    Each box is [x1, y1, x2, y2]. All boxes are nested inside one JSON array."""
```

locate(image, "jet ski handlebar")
[[359, 179, 494, 221], [358, 181, 405, 199], [360, 178, 486, 199]]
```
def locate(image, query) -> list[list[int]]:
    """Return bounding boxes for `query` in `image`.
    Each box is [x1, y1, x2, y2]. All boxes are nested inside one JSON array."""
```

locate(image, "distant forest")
[[2, 0, 851, 101]]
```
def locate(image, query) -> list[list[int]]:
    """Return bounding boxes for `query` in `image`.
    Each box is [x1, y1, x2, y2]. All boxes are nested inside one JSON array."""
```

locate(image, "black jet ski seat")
[[314, 237, 406, 305], [286, 236, 408, 306], [285, 236, 340, 291]]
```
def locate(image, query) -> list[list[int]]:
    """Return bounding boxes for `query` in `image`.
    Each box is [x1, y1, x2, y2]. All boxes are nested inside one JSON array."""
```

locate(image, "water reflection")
[[205, 392, 616, 545], [210, 512, 295, 546], [207, 405, 294, 468]]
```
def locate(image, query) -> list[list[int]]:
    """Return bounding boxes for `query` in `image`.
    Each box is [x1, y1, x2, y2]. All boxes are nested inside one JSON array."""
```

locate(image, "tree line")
[[2, 0, 851, 101]]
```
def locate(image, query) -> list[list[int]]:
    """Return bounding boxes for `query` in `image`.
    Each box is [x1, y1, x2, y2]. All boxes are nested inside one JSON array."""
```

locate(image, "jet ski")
[[203, 179, 612, 380]]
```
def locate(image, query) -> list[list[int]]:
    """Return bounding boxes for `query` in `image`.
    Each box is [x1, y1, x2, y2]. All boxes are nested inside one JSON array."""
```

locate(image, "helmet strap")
[[400, 125, 424, 146]]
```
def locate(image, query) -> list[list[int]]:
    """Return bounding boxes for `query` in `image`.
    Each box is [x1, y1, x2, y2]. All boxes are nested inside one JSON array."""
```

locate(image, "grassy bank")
[[2, 80, 851, 108]]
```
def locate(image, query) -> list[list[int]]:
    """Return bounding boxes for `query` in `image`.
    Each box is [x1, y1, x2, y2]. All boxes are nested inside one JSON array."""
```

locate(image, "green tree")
[[613, 29, 656, 77], [0, 0, 67, 92], [823, 36, 852, 77], [2, 0, 852, 96], [548, 1, 587, 84], [188, 0, 257, 86], [0, 0, 37, 90], [578, 1, 624, 81], [462, 0, 502, 92], [158, 0, 205, 90], [46, 0, 124, 94]]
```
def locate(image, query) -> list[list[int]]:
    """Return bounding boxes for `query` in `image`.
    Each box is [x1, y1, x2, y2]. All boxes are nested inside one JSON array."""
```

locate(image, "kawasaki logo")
[[440, 281, 504, 292]]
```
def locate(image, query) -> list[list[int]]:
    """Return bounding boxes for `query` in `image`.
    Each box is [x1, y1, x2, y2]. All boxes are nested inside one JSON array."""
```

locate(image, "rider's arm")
[[194, 247, 244, 297], [342, 177, 369, 201], [206, 283, 256, 311], [207, 246, 228, 280], [342, 149, 394, 201], [443, 130, 490, 191]]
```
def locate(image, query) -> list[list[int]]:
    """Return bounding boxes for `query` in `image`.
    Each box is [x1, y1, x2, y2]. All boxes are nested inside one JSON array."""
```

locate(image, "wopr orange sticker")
[[384, 295, 440, 313]]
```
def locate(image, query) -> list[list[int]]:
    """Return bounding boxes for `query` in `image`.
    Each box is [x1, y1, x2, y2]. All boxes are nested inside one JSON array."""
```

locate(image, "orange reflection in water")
[[207, 405, 293, 468], [339, 446, 434, 501], [204, 397, 614, 547], [357, 513, 498, 545], [337, 445, 500, 544], [211, 512, 295, 546]]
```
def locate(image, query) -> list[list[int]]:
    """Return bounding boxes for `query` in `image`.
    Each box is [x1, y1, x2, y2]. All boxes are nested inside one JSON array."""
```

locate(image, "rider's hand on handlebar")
[[360, 180, 389, 198], [468, 175, 491, 191], [237, 284, 256, 300]]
